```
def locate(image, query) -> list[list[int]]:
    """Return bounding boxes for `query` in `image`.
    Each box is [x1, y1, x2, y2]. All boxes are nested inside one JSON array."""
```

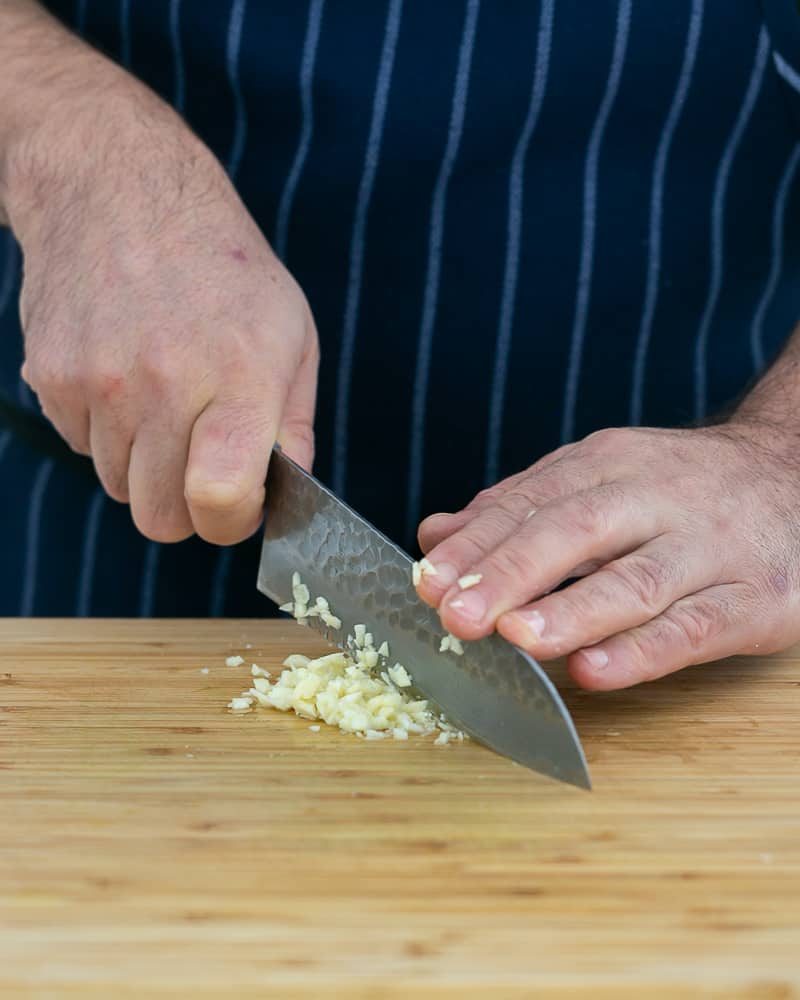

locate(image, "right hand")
[[3, 32, 318, 546]]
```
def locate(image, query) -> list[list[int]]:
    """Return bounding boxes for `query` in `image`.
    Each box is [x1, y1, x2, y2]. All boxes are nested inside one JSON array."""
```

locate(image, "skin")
[[3, 5, 800, 691], [0, 1, 318, 545], [416, 384, 800, 690]]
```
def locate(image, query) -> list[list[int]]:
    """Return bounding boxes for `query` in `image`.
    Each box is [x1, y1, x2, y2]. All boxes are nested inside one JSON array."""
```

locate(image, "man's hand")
[[0, 2, 318, 545], [416, 419, 800, 691]]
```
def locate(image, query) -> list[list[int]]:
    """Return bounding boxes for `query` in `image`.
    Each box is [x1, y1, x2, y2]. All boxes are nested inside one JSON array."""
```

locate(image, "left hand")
[[416, 421, 800, 690]]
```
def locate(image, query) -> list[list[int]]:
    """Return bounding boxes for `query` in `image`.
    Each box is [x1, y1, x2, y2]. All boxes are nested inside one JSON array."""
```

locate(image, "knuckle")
[[220, 348, 253, 385], [434, 534, 484, 572], [664, 597, 722, 653], [105, 480, 130, 504], [471, 486, 501, 509], [435, 510, 509, 567], [584, 426, 627, 454], [88, 365, 128, 403], [622, 622, 670, 679], [282, 418, 315, 454], [496, 487, 542, 521], [24, 353, 70, 394], [608, 553, 673, 615], [561, 490, 612, 539], [96, 464, 129, 503], [133, 504, 192, 543], [185, 477, 254, 513], [488, 542, 538, 586], [140, 343, 187, 394]]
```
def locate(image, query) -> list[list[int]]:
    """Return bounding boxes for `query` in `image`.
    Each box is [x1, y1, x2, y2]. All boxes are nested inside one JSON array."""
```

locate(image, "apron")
[[1, 0, 799, 615]]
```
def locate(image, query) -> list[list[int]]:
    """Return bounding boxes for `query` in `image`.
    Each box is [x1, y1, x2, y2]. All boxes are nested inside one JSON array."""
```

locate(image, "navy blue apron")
[[1, 1, 799, 615]]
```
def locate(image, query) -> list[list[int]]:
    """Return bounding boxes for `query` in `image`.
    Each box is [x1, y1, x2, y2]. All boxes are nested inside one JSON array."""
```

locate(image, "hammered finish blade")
[[257, 449, 590, 789]]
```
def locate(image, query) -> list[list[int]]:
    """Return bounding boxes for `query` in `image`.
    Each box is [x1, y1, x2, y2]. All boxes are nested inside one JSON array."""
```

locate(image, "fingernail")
[[431, 562, 459, 589], [448, 589, 486, 623], [581, 647, 609, 671], [517, 609, 546, 639]]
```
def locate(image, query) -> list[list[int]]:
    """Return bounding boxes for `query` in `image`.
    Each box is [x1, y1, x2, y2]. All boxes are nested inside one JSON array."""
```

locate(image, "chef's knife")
[[257, 449, 590, 789]]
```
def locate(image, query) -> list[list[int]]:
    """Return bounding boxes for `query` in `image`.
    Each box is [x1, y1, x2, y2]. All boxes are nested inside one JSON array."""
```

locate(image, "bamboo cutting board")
[[0, 618, 799, 999]]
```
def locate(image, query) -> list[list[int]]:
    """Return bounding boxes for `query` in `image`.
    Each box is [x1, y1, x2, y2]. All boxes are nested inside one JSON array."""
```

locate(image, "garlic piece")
[[228, 696, 253, 711], [458, 573, 483, 590], [388, 664, 412, 688], [439, 632, 464, 656]]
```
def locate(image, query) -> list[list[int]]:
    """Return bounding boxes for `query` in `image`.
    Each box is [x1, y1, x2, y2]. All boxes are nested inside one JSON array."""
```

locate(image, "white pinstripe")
[[332, 0, 405, 498], [405, 0, 481, 540], [139, 542, 161, 617], [629, 0, 704, 426], [225, 0, 249, 180], [0, 431, 10, 466], [20, 459, 54, 616], [750, 142, 800, 374], [120, 0, 132, 67], [560, 0, 632, 445], [275, 0, 326, 261], [694, 27, 769, 421], [484, 0, 554, 487], [210, 547, 232, 617], [774, 51, 800, 96], [169, 0, 186, 113], [76, 488, 106, 617], [75, 0, 88, 33]]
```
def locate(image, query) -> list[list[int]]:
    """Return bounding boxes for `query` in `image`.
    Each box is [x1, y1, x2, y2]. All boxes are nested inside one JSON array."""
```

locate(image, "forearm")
[[0, 1, 93, 224], [0, 0, 201, 236], [734, 321, 800, 434]]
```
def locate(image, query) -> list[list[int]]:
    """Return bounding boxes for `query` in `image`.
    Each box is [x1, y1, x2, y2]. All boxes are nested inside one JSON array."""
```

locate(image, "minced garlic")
[[280, 576, 343, 631], [411, 556, 438, 587], [231, 573, 466, 745], [242, 650, 445, 737], [458, 573, 482, 590], [439, 632, 464, 656]]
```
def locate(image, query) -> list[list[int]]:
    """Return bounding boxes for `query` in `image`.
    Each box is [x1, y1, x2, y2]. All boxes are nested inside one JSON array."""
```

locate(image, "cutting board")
[[1, 618, 799, 998]]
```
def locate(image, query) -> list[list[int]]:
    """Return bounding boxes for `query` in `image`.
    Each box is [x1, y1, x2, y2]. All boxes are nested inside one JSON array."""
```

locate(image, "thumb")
[[185, 394, 277, 546]]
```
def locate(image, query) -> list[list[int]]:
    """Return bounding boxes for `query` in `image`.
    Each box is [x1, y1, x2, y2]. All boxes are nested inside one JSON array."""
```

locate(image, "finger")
[[128, 421, 194, 543], [185, 395, 279, 545], [417, 446, 588, 554], [438, 484, 659, 640], [40, 397, 91, 456], [276, 319, 318, 472], [89, 409, 133, 502], [21, 362, 91, 456], [417, 498, 539, 603], [417, 510, 472, 554], [497, 534, 717, 659], [417, 462, 603, 606], [567, 583, 760, 691]]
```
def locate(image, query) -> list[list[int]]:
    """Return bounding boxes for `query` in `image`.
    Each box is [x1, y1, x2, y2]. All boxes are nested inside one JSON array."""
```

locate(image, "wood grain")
[[0, 618, 798, 998]]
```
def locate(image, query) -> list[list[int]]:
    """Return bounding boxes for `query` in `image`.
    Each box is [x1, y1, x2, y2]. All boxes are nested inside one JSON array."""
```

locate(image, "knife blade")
[[257, 449, 590, 789]]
